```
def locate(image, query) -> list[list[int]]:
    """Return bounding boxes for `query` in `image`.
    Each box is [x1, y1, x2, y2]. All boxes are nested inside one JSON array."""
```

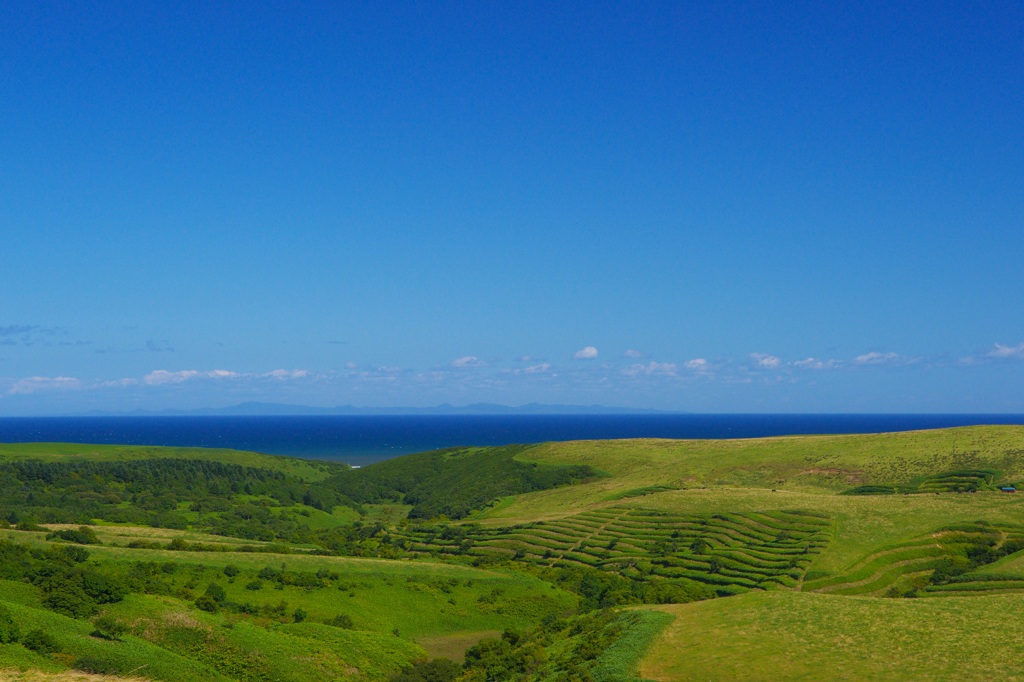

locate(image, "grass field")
[[638, 591, 1024, 680], [2, 426, 1024, 680]]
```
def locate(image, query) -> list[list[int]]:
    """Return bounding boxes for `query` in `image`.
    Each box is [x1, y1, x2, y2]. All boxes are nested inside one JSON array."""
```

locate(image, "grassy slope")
[[100, 593, 424, 681], [0, 527, 576, 639], [0, 583, 227, 681], [487, 427, 1024, 678], [638, 591, 1024, 681], [484, 427, 1024, 572], [0, 537, 576, 680], [4, 426, 1024, 680], [0, 443, 336, 481], [500, 426, 1024, 514]]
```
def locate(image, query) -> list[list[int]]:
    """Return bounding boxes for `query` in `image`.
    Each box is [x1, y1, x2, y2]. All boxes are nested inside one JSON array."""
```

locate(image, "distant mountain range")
[[84, 402, 671, 417]]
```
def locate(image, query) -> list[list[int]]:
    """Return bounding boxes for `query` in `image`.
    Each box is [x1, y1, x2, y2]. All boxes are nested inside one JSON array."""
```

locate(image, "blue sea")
[[1, 414, 1023, 466]]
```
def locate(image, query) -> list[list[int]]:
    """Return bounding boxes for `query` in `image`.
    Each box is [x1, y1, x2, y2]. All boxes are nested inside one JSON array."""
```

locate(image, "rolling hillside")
[[0, 426, 1023, 680]]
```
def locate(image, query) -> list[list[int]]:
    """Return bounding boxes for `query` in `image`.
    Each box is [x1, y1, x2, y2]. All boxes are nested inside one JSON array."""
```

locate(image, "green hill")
[[0, 425, 1023, 680], [0, 443, 338, 480]]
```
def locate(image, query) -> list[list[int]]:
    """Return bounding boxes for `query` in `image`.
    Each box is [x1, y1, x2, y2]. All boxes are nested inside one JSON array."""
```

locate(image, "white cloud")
[[6, 366, 309, 399], [143, 369, 242, 385], [8, 376, 80, 395], [573, 346, 599, 360], [853, 352, 901, 365], [264, 369, 309, 379], [624, 362, 678, 377], [623, 349, 643, 359], [98, 378, 139, 388], [793, 357, 839, 370], [524, 363, 551, 374], [988, 343, 1024, 360], [349, 366, 404, 383], [751, 353, 781, 369], [452, 356, 485, 368], [684, 358, 709, 370], [144, 370, 200, 385]]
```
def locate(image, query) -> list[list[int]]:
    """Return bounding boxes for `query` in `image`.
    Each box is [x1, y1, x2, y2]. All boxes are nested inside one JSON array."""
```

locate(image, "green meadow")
[[638, 591, 1024, 681], [0, 426, 1023, 680]]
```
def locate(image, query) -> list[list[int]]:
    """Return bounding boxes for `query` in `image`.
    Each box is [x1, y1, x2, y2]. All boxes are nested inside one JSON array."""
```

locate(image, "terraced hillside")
[[842, 468, 1003, 495], [396, 507, 831, 596], [803, 520, 1024, 597]]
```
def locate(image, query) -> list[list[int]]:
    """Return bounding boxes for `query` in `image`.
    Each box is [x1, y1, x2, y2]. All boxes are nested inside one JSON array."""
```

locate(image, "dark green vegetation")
[[0, 458, 360, 541], [2, 427, 1024, 680], [0, 445, 598, 541], [325, 445, 601, 519]]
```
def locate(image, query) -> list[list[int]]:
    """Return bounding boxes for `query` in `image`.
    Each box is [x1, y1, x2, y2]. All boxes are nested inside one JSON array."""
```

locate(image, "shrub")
[[293, 608, 307, 623], [42, 585, 97, 618], [930, 557, 971, 584], [22, 629, 58, 654], [73, 656, 122, 675], [0, 604, 19, 643], [194, 595, 219, 613], [223, 564, 240, 577], [49, 544, 91, 564], [91, 615, 128, 640], [258, 566, 281, 580], [16, 517, 45, 532], [326, 613, 354, 629], [205, 582, 227, 603], [46, 526, 101, 545], [81, 570, 128, 604]]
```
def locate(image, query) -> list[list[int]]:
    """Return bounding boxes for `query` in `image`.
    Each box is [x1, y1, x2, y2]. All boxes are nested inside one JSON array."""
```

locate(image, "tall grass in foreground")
[[590, 610, 674, 682]]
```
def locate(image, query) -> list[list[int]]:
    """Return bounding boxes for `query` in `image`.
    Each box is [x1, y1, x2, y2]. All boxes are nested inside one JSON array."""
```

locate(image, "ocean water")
[[1, 414, 1023, 466]]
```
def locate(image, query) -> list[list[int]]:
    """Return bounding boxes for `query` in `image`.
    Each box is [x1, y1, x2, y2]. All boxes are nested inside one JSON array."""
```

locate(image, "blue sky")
[[2, 1, 1023, 414]]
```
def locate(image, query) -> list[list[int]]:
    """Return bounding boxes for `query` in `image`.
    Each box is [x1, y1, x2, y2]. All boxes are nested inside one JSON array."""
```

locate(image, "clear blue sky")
[[2, 1, 1023, 414]]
